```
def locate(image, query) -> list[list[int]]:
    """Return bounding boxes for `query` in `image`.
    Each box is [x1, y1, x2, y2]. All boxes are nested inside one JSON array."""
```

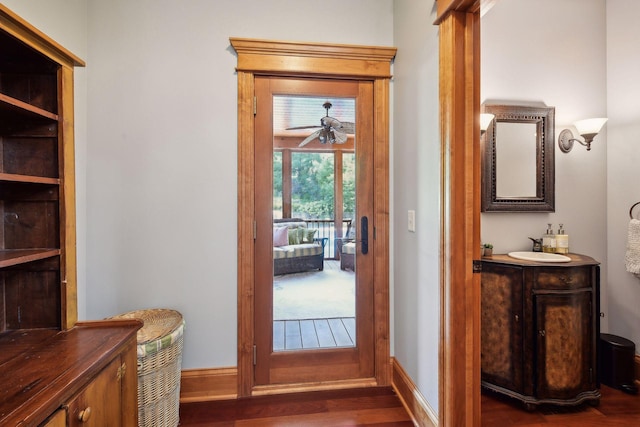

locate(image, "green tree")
[[292, 153, 334, 218], [342, 153, 355, 219], [273, 152, 283, 216]]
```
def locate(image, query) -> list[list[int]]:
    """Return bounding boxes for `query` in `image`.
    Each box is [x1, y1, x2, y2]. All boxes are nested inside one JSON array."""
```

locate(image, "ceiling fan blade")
[[298, 129, 322, 147], [332, 130, 349, 144], [286, 125, 322, 130], [338, 121, 355, 134]]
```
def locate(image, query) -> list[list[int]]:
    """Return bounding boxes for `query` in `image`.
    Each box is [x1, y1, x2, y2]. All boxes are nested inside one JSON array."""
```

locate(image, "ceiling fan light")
[[328, 130, 336, 144], [318, 130, 327, 144]]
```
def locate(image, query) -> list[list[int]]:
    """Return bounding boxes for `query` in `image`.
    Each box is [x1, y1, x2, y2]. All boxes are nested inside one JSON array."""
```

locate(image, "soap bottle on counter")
[[556, 223, 569, 254], [542, 223, 556, 253]]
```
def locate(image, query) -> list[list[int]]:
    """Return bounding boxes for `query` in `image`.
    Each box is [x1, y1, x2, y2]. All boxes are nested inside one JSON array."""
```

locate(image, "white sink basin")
[[507, 251, 571, 263]]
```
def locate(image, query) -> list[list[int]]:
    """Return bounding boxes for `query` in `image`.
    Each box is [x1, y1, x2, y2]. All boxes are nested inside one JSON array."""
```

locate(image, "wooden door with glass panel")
[[254, 77, 374, 385]]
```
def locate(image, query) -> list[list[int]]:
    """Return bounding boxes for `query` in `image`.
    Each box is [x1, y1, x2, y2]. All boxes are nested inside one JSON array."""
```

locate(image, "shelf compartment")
[[0, 248, 60, 268], [0, 29, 59, 115], [0, 92, 58, 121], [0, 172, 59, 185], [0, 136, 59, 178], [1, 256, 61, 331], [1, 199, 60, 250]]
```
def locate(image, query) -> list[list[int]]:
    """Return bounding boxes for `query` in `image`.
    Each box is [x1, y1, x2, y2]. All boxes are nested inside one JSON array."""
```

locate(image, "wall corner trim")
[[391, 357, 438, 427]]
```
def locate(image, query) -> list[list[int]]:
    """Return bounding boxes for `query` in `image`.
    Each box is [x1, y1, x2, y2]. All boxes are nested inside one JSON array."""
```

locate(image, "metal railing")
[[304, 219, 352, 259]]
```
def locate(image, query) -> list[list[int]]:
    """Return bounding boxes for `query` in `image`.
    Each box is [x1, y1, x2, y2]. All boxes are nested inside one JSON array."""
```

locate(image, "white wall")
[[5, 0, 442, 410], [393, 0, 440, 415], [2, 0, 89, 320], [481, 0, 610, 330], [84, 0, 393, 369], [606, 0, 640, 350]]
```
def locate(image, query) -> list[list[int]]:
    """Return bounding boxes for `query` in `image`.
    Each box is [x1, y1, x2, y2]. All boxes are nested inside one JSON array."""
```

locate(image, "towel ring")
[[631, 201, 640, 219]]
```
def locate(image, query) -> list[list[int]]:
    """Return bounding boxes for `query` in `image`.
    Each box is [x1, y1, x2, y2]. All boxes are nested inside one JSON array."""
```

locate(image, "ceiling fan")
[[286, 101, 355, 147]]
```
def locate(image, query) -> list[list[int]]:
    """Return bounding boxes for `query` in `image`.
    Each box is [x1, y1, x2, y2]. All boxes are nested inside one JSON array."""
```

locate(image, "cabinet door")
[[66, 357, 123, 426], [535, 291, 595, 399], [481, 263, 524, 392], [41, 409, 66, 427]]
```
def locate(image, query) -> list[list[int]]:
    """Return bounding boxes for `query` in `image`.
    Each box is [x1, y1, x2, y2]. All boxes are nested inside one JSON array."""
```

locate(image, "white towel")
[[625, 218, 640, 279]]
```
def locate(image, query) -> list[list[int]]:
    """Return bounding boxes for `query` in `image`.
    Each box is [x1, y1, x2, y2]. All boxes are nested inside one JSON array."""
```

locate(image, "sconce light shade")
[[574, 118, 608, 137], [480, 113, 495, 133], [558, 117, 608, 153]]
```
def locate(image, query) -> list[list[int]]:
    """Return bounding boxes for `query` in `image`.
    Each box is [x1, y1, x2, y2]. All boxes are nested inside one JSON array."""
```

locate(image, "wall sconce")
[[558, 118, 608, 153], [480, 113, 495, 134]]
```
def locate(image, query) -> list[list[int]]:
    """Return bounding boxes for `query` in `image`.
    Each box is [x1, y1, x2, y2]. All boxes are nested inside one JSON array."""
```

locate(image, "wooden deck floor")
[[273, 260, 356, 351], [273, 317, 355, 351]]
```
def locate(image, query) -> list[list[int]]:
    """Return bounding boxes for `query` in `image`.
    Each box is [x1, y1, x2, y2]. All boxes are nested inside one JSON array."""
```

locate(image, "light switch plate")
[[408, 210, 416, 232]]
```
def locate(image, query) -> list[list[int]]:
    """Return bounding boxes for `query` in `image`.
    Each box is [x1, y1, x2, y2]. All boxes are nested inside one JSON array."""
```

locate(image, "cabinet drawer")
[[534, 267, 591, 291], [67, 356, 123, 426]]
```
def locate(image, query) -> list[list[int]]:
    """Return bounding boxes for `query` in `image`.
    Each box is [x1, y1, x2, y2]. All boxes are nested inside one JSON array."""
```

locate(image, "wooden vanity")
[[481, 253, 600, 409]]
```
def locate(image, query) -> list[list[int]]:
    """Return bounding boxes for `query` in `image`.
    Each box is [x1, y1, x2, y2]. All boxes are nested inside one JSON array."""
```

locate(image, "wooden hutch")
[[0, 5, 141, 426]]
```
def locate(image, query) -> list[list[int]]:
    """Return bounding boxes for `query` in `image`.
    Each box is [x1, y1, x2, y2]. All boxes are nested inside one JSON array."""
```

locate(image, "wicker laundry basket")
[[113, 309, 185, 427]]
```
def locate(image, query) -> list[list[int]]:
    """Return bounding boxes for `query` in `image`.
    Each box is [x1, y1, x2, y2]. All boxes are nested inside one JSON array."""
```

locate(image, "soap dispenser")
[[542, 223, 556, 253], [556, 223, 569, 254]]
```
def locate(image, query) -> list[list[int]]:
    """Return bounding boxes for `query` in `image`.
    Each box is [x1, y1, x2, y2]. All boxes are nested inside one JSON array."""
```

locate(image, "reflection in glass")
[[495, 122, 537, 197], [272, 95, 356, 351]]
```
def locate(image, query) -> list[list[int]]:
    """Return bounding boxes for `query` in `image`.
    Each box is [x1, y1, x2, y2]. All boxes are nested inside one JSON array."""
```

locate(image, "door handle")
[[361, 216, 368, 255]]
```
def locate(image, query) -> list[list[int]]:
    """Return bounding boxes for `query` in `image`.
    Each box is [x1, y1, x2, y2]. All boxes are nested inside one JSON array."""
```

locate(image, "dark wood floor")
[[179, 387, 413, 426], [179, 384, 640, 426], [481, 384, 640, 426]]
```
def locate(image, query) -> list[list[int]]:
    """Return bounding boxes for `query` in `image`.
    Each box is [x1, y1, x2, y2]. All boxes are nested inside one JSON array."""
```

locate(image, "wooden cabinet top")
[[482, 253, 599, 268], [0, 320, 141, 426]]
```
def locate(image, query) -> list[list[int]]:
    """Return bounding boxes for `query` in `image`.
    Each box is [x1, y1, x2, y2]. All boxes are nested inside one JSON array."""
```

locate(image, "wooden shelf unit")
[[0, 5, 83, 332], [0, 5, 142, 426]]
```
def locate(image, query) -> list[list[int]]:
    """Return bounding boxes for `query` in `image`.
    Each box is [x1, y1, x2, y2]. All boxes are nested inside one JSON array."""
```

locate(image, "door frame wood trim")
[[436, 1, 483, 426], [232, 38, 396, 397]]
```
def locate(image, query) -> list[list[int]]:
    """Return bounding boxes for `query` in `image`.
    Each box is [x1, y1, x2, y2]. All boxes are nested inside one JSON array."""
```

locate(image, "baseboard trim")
[[391, 357, 438, 427], [180, 367, 238, 403]]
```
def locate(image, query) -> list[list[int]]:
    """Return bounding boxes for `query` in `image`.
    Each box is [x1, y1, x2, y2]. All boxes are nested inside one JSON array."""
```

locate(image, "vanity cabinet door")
[[481, 263, 524, 393], [534, 290, 595, 400], [66, 356, 123, 426]]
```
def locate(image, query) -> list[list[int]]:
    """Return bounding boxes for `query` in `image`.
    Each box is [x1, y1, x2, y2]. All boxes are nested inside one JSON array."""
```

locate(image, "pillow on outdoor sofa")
[[273, 226, 289, 246], [303, 229, 317, 243], [288, 227, 305, 245]]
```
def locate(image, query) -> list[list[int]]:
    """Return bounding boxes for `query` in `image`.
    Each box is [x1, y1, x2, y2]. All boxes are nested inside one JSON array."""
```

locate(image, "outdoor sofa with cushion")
[[273, 218, 327, 275]]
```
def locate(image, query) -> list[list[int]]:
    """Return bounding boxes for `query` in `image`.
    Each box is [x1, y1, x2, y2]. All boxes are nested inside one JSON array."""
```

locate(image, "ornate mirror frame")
[[481, 104, 555, 212]]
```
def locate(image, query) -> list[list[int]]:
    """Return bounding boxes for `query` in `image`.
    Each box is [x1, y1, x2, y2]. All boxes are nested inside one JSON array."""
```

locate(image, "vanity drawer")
[[533, 267, 591, 291]]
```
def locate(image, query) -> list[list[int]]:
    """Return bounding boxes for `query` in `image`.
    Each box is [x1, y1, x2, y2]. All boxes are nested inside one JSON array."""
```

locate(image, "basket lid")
[[112, 308, 185, 357]]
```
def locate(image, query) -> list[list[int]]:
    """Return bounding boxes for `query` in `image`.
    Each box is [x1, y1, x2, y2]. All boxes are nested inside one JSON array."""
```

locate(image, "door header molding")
[[230, 38, 396, 78]]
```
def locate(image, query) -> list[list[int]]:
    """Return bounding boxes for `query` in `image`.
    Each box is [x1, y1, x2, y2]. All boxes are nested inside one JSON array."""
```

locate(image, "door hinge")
[[253, 220, 257, 240], [473, 260, 483, 273], [253, 96, 257, 115], [253, 345, 257, 365]]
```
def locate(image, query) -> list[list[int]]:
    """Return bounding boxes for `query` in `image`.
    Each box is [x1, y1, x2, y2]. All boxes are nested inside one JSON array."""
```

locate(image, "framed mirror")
[[481, 104, 555, 212]]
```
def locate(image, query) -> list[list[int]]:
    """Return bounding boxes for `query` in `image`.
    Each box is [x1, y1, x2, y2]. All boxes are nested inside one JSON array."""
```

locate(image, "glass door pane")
[[272, 95, 356, 351]]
